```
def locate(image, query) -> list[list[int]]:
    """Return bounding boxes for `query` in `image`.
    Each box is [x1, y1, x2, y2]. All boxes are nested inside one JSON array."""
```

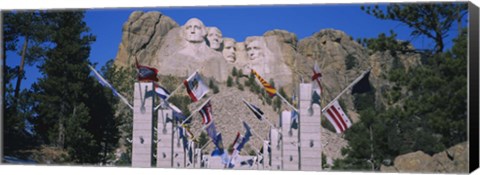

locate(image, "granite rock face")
[[380, 142, 468, 173], [115, 11, 178, 68]]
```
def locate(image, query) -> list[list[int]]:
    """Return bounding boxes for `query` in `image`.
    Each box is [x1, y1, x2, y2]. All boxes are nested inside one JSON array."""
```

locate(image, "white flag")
[[183, 71, 209, 102]]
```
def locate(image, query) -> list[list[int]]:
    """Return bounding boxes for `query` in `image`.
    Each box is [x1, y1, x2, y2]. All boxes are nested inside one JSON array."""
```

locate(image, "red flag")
[[312, 61, 322, 94], [135, 57, 159, 82]]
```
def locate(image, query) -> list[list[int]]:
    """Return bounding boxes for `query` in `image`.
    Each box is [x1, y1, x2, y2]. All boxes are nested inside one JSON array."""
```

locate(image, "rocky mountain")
[[113, 11, 422, 162], [380, 142, 468, 173]]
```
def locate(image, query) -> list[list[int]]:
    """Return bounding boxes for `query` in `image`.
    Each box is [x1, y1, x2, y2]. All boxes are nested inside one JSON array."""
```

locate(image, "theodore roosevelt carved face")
[[183, 18, 206, 43], [222, 38, 236, 62], [206, 27, 223, 50]]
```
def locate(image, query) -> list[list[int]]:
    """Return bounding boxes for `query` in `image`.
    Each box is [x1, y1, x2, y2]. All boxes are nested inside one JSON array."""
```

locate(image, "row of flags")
[[89, 56, 370, 168]]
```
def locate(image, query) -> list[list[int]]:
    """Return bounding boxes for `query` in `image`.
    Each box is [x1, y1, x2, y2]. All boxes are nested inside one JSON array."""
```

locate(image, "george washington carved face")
[[183, 18, 206, 43]]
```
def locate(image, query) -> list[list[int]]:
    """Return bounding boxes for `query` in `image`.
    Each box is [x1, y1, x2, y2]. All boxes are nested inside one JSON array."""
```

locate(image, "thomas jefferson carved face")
[[222, 38, 236, 62], [206, 27, 223, 50], [183, 18, 206, 42], [246, 39, 264, 60]]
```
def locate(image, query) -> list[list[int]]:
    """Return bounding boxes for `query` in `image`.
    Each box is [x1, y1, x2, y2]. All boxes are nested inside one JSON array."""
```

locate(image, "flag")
[[251, 69, 277, 97], [311, 61, 323, 95], [211, 133, 224, 156], [290, 110, 298, 129], [198, 100, 213, 125], [323, 100, 352, 133], [154, 83, 170, 100], [227, 150, 239, 168], [291, 93, 299, 129], [186, 140, 194, 164], [135, 57, 159, 82], [227, 132, 241, 168], [311, 90, 321, 107], [211, 148, 225, 157], [177, 126, 189, 150], [242, 99, 264, 120], [236, 122, 252, 151], [231, 132, 241, 151], [183, 71, 209, 102], [88, 65, 132, 109], [184, 124, 195, 140], [205, 122, 218, 141], [351, 70, 371, 94], [169, 104, 188, 123], [240, 159, 255, 167]]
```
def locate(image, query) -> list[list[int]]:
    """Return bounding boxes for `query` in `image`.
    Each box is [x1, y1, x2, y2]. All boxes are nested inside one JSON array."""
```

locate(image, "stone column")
[[281, 110, 299, 170], [173, 127, 185, 168], [156, 109, 173, 167], [270, 128, 282, 170], [298, 83, 322, 171], [132, 82, 155, 167], [195, 148, 202, 168], [262, 140, 270, 170]]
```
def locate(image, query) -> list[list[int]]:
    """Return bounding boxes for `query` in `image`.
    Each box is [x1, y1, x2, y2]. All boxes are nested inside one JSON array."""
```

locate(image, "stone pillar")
[[195, 148, 202, 168], [156, 109, 173, 167], [270, 128, 282, 170], [298, 83, 322, 171], [281, 110, 299, 170], [262, 140, 270, 170], [132, 82, 155, 167], [173, 127, 185, 168], [186, 142, 195, 168]]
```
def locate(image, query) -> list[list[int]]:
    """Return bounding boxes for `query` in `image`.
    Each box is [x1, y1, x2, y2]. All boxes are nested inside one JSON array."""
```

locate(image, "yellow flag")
[[251, 69, 277, 97]]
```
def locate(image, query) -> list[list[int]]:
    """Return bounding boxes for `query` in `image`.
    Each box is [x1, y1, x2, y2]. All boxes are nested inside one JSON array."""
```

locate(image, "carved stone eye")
[[162, 153, 166, 158], [289, 155, 293, 162], [310, 140, 314, 147]]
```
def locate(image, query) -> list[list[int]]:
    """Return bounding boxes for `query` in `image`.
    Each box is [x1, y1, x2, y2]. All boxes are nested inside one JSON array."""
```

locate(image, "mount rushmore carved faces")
[[246, 38, 265, 61], [206, 27, 223, 50], [183, 18, 206, 43], [222, 38, 236, 63]]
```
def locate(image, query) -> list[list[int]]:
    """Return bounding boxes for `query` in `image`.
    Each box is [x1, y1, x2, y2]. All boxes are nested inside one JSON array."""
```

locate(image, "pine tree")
[[3, 11, 52, 101], [231, 67, 237, 77], [227, 76, 233, 87], [33, 12, 118, 164], [361, 3, 467, 53]]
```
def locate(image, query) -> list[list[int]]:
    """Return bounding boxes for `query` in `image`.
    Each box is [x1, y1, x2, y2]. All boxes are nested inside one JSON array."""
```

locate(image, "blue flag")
[[240, 159, 255, 167], [291, 110, 298, 129], [236, 122, 252, 151]]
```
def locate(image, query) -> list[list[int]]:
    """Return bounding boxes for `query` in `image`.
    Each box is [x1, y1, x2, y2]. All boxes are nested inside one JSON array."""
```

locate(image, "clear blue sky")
[[6, 4, 467, 90]]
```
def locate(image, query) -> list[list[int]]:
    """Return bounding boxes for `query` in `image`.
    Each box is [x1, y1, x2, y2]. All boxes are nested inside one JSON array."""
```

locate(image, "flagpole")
[[153, 82, 184, 110], [238, 118, 264, 141], [172, 96, 215, 142], [275, 92, 299, 112], [322, 68, 371, 112], [237, 119, 265, 156], [165, 82, 185, 101], [153, 68, 202, 110], [180, 96, 213, 126], [242, 99, 276, 129], [88, 65, 133, 109], [200, 139, 212, 151]]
